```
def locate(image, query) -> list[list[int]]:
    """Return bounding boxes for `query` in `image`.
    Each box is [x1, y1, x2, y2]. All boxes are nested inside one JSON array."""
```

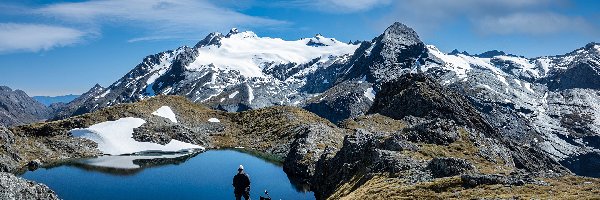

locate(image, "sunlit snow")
[[71, 117, 202, 155], [152, 106, 177, 123], [187, 31, 358, 78]]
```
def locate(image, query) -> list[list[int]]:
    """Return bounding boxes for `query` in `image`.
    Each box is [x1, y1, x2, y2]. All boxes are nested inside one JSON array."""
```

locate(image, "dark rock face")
[[312, 130, 428, 199], [0, 86, 52, 127], [546, 61, 600, 91], [132, 117, 213, 148], [336, 22, 427, 85], [400, 117, 460, 145], [368, 73, 496, 135], [559, 152, 600, 178], [303, 82, 374, 124], [283, 123, 345, 183], [0, 126, 19, 172], [427, 157, 475, 178], [0, 172, 59, 200]]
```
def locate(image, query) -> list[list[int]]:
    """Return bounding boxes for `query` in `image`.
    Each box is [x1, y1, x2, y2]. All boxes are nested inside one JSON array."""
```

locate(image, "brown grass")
[[335, 175, 600, 200]]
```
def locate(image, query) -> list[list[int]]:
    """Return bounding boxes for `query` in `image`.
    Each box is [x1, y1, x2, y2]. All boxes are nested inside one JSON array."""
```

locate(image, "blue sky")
[[0, 0, 598, 96]]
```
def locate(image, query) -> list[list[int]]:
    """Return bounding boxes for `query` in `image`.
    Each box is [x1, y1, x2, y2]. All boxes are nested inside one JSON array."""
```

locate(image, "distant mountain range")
[[0, 86, 52, 126], [33, 95, 80, 106]]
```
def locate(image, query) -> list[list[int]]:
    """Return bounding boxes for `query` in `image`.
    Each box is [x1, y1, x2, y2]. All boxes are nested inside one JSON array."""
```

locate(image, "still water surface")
[[23, 150, 315, 200]]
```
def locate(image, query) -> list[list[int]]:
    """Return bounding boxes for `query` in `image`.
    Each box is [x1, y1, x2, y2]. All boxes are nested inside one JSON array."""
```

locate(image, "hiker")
[[233, 165, 251, 200]]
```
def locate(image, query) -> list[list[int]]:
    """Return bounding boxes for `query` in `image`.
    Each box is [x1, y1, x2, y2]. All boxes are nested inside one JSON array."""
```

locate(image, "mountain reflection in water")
[[23, 150, 315, 200]]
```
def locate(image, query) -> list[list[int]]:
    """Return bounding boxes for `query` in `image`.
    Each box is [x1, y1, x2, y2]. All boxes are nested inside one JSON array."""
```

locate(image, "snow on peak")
[[228, 28, 239, 35], [152, 106, 178, 123], [186, 30, 359, 78], [71, 117, 202, 155], [426, 45, 472, 79], [306, 34, 342, 47]]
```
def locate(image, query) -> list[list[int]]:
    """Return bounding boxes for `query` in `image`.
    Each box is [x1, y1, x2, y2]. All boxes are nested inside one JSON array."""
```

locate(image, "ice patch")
[[71, 117, 202, 155], [208, 118, 220, 123], [322, 79, 329, 84], [99, 89, 111, 98], [364, 87, 376, 101], [247, 85, 254, 104], [229, 91, 239, 98], [152, 106, 177, 123]]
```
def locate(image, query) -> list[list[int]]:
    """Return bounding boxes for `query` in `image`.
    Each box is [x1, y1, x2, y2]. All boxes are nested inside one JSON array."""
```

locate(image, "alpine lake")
[[22, 150, 315, 200]]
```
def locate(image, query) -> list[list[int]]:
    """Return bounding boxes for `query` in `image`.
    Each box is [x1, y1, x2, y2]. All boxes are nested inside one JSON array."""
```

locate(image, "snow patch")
[[71, 117, 202, 155], [208, 118, 220, 123], [364, 87, 376, 101], [152, 106, 177, 123], [229, 91, 239, 98], [247, 85, 254, 104]]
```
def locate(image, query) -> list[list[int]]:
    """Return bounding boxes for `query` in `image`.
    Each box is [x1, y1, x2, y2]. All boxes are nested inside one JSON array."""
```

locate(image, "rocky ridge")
[[0, 172, 58, 200]]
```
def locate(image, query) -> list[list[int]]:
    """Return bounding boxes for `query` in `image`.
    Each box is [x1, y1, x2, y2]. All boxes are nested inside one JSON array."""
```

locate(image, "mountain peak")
[[195, 32, 224, 48], [449, 49, 470, 56], [584, 42, 599, 52], [0, 85, 12, 92], [226, 28, 239, 37], [382, 22, 422, 47]]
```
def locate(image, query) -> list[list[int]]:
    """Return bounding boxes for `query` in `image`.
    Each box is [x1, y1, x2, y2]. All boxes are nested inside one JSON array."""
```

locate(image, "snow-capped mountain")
[[55, 22, 600, 177], [57, 28, 358, 115]]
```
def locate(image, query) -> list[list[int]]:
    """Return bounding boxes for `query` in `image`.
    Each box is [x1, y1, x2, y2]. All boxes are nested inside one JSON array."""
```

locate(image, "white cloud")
[[288, 0, 391, 13], [318, 0, 391, 12], [35, 0, 285, 40], [0, 23, 86, 53], [476, 12, 595, 35]]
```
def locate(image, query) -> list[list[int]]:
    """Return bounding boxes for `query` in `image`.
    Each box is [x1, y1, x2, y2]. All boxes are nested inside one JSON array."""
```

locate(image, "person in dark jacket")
[[233, 165, 251, 200]]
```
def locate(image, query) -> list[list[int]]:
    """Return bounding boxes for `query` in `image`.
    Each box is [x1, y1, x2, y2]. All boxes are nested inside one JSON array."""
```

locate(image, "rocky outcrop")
[[0, 126, 19, 172], [312, 129, 428, 199], [427, 157, 475, 178], [303, 82, 374, 124], [368, 73, 496, 135], [0, 172, 59, 200], [0, 86, 52, 127], [283, 123, 345, 183], [133, 116, 214, 148]]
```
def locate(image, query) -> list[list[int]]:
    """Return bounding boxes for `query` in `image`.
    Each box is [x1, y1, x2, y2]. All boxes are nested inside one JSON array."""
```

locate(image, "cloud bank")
[[36, 0, 285, 41], [0, 23, 86, 53]]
